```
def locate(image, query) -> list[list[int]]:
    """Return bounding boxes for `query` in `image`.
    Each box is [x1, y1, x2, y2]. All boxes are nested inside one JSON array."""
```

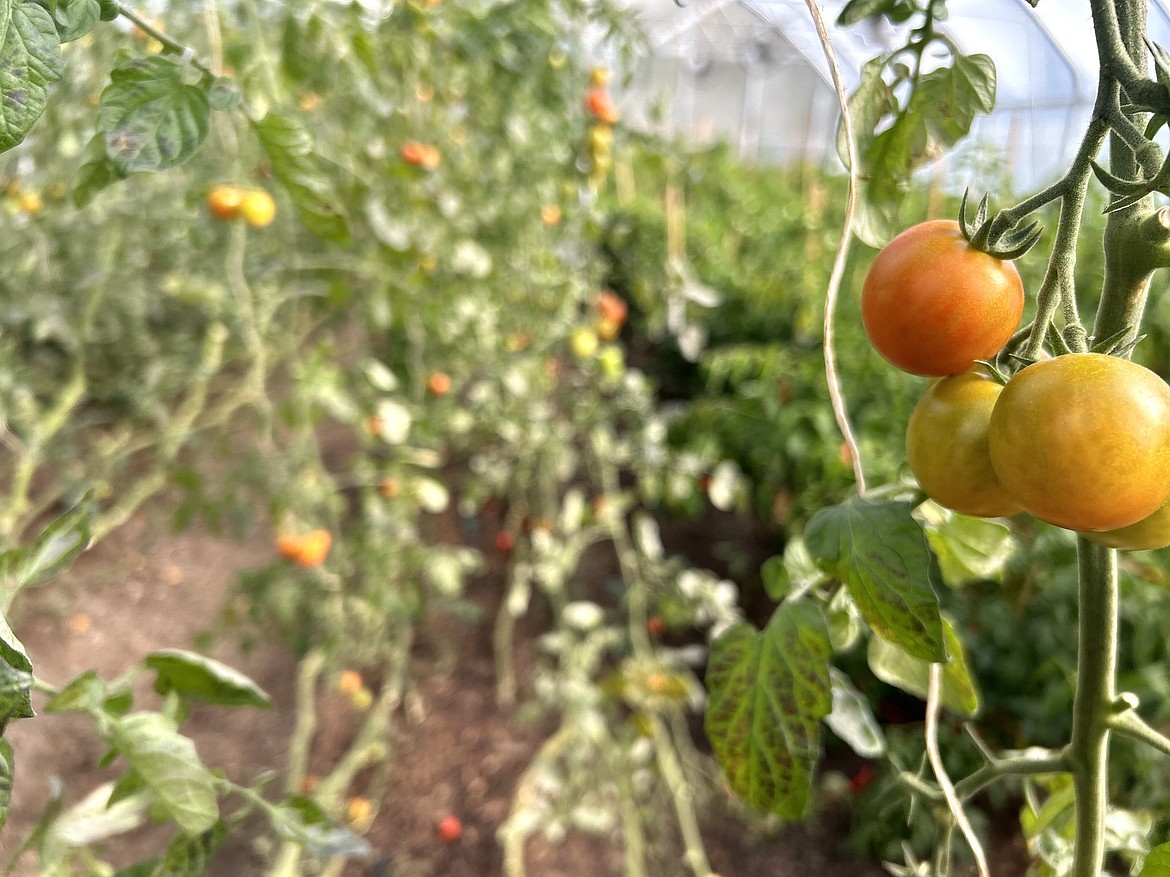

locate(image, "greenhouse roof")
[[622, 0, 1170, 186]]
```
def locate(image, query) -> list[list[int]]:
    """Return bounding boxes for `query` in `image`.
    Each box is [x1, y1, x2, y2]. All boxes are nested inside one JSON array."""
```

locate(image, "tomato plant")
[[905, 370, 1020, 518], [861, 219, 1024, 376]]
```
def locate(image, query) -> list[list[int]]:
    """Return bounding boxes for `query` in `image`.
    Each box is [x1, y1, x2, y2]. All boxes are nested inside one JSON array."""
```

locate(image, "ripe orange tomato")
[[277, 529, 334, 567], [594, 290, 628, 326], [989, 354, 1170, 531], [906, 371, 1020, 517], [427, 372, 452, 395], [240, 190, 276, 228], [207, 184, 244, 221], [584, 88, 620, 124], [862, 220, 1024, 376], [401, 141, 441, 170], [338, 670, 364, 696], [1083, 500, 1170, 550]]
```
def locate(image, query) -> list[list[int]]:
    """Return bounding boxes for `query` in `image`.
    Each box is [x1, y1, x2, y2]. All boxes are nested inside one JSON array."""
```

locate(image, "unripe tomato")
[[989, 353, 1170, 531], [862, 220, 1024, 376], [19, 191, 42, 216], [590, 65, 612, 88], [595, 317, 620, 341], [906, 371, 1020, 517], [570, 328, 599, 359], [1083, 500, 1170, 550], [240, 190, 277, 228]]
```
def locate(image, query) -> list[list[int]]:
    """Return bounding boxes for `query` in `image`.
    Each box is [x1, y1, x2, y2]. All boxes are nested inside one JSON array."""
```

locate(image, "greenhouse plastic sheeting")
[[621, 0, 1170, 189]]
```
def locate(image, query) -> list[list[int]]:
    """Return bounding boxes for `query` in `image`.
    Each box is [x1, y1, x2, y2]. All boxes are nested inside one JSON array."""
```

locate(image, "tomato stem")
[[1068, 539, 1118, 877]]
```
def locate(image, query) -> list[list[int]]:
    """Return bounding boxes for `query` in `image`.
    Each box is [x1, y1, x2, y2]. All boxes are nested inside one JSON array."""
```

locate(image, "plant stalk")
[[1068, 539, 1118, 877]]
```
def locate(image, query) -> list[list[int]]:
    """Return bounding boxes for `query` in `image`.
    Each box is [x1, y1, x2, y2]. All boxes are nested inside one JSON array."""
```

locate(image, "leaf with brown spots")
[[705, 602, 832, 819]]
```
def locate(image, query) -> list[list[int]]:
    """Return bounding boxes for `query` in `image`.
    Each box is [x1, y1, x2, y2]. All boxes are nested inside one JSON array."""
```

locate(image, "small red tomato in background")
[[437, 814, 463, 843], [495, 531, 515, 553]]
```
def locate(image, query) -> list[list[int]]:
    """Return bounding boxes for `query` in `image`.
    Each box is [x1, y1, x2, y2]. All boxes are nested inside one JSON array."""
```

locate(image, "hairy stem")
[[1069, 540, 1118, 877]]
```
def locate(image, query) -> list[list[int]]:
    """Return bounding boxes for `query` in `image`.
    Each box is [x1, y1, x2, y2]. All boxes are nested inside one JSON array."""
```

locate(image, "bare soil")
[[0, 500, 901, 877]]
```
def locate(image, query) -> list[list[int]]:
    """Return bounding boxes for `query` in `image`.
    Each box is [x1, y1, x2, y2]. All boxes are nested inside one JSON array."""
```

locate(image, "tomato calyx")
[[957, 189, 1043, 261]]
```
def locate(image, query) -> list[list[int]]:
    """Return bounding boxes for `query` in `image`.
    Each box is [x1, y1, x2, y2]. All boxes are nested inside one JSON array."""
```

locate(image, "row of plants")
[[7, 0, 1170, 875]]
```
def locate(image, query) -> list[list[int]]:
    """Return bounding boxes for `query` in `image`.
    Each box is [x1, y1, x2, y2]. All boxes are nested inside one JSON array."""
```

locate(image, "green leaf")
[[837, 0, 898, 25], [0, 2, 63, 152], [270, 796, 371, 858], [44, 669, 104, 713], [109, 712, 218, 835], [204, 77, 240, 111], [916, 54, 996, 150], [705, 601, 833, 819], [837, 57, 897, 170], [0, 492, 94, 595], [44, 0, 99, 42], [0, 614, 33, 726], [761, 539, 824, 603], [144, 649, 271, 709], [1142, 844, 1170, 877], [99, 56, 211, 173], [73, 132, 127, 205], [253, 114, 351, 244], [825, 668, 885, 758], [49, 781, 149, 847], [98, 0, 117, 20], [867, 615, 981, 717], [920, 505, 1015, 586], [151, 821, 228, 876], [805, 498, 946, 662], [0, 739, 13, 831]]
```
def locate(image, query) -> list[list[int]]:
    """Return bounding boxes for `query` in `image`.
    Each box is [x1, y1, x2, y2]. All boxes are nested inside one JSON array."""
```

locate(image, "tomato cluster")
[[583, 66, 618, 190], [865, 221, 1170, 550]]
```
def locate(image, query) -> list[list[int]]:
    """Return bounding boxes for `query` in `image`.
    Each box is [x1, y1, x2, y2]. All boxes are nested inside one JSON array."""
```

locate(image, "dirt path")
[[0, 503, 890, 877]]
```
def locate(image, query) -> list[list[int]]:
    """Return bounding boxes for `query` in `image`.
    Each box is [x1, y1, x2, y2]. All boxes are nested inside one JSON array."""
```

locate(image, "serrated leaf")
[[0, 3, 63, 152], [253, 114, 350, 243], [110, 712, 218, 835], [805, 498, 945, 662], [144, 649, 271, 709], [867, 615, 981, 717], [270, 796, 371, 858], [0, 739, 12, 831], [99, 56, 210, 173], [825, 668, 885, 758], [705, 602, 833, 819], [917, 54, 996, 150], [0, 492, 93, 597], [45, 0, 99, 42], [919, 505, 1015, 586]]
